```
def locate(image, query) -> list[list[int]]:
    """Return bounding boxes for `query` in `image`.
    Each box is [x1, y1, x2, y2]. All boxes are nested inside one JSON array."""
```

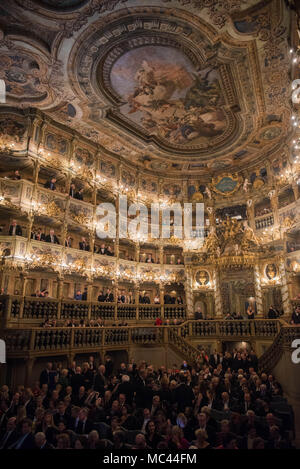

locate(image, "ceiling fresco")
[[110, 46, 227, 147], [0, 0, 293, 178]]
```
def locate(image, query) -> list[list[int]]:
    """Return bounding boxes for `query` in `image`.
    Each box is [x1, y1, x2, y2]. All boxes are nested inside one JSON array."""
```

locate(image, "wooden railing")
[[258, 324, 300, 372], [1, 319, 284, 359], [0, 295, 186, 324]]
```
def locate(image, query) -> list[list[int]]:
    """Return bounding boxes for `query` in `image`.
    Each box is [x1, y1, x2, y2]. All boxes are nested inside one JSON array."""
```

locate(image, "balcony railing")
[[1, 319, 284, 360], [0, 295, 186, 324], [255, 214, 274, 230]]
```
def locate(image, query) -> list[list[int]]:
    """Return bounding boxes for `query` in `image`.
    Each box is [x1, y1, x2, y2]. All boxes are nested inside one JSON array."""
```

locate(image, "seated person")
[[45, 229, 60, 244], [44, 177, 57, 191], [11, 169, 21, 180], [79, 237, 90, 251], [98, 243, 107, 255], [194, 306, 203, 320], [31, 228, 45, 241], [74, 290, 82, 300], [75, 188, 84, 200], [177, 258, 183, 265], [177, 296, 184, 304], [9, 219, 22, 236]]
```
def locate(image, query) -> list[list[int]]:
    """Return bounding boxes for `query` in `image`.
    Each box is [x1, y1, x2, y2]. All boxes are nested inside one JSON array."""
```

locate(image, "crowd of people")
[[0, 350, 294, 450]]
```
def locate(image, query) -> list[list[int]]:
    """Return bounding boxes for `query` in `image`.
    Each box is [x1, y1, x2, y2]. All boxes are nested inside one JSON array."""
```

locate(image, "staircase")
[[168, 328, 200, 364]]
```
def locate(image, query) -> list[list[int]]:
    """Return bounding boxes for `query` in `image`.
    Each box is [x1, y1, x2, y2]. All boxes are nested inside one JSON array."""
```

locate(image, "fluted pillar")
[[253, 264, 264, 317]]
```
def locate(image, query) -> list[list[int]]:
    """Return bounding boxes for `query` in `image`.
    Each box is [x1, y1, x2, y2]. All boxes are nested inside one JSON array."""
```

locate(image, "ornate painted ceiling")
[[0, 0, 294, 178]]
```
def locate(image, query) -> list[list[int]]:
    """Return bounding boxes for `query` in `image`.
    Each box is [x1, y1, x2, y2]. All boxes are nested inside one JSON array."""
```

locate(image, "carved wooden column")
[[213, 268, 222, 317], [253, 263, 264, 317], [279, 257, 292, 318], [292, 180, 299, 201], [57, 274, 64, 319], [247, 199, 255, 231], [114, 194, 120, 259], [269, 189, 279, 226], [114, 282, 118, 322], [184, 265, 193, 319], [135, 282, 140, 320], [159, 284, 164, 319]]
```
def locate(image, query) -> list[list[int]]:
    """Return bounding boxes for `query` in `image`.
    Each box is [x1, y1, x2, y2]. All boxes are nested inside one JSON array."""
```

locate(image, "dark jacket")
[[44, 234, 60, 244], [79, 242, 90, 251], [9, 225, 22, 236], [44, 181, 56, 190]]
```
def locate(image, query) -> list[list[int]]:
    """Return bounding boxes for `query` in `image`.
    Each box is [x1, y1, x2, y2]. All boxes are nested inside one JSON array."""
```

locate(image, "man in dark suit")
[[70, 367, 85, 394], [97, 290, 106, 302], [173, 374, 195, 412], [34, 432, 54, 449], [44, 177, 56, 191], [39, 362, 56, 390], [81, 287, 88, 301], [9, 220, 22, 236], [53, 402, 70, 427], [106, 246, 114, 256], [268, 305, 277, 319], [209, 350, 221, 368], [0, 417, 18, 449], [142, 292, 150, 304], [292, 307, 300, 324], [146, 254, 154, 263], [69, 183, 76, 198], [104, 355, 114, 378], [164, 293, 172, 304], [9, 418, 35, 449], [75, 188, 84, 200], [98, 243, 107, 255], [31, 228, 45, 241], [45, 229, 60, 244], [194, 306, 203, 320], [93, 365, 106, 394], [71, 408, 93, 435], [105, 289, 114, 302], [79, 237, 90, 251]]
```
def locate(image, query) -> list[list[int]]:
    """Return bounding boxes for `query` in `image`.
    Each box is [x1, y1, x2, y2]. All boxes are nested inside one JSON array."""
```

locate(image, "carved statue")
[[204, 186, 212, 199], [241, 221, 259, 249], [243, 178, 250, 192]]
